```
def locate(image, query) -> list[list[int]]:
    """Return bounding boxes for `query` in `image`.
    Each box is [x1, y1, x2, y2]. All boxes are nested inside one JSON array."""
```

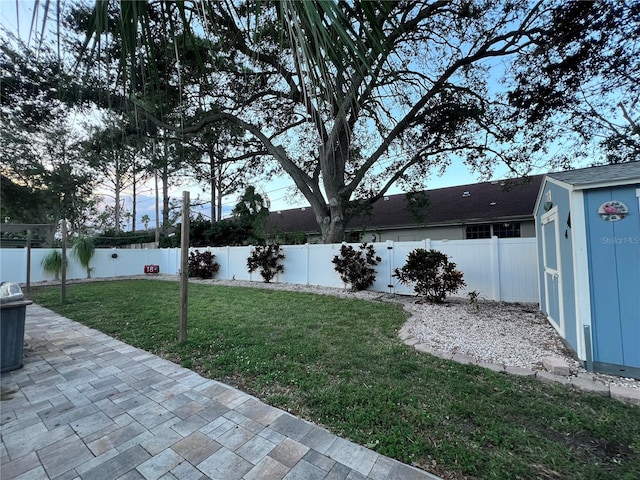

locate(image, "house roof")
[[547, 162, 640, 189], [268, 175, 543, 234]]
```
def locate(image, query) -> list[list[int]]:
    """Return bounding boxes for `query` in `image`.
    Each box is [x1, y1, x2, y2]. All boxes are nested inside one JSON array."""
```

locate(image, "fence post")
[[61, 219, 67, 303], [179, 191, 190, 343], [26, 229, 31, 292], [386, 240, 394, 293], [490, 236, 502, 301], [423, 238, 431, 250]]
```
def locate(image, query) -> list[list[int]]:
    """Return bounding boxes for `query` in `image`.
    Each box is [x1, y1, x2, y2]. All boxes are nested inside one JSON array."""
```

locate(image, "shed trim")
[[570, 189, 591, 361]]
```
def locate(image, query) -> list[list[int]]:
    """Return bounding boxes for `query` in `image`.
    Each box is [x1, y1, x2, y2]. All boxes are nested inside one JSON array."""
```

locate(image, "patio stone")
[[236, 434, 278, 464], [300, 426, 338, 454], [270, 413, 314, 441], [243, 456, 291, 480], [81, 445, 151, 480], [283, 459, 327, 480], [135, 448, 183, 480], [0, 303, 444, 480], [197, 447, 253, 480], [325, 437, 379, 477], [269, 437, 310, 468], [171, 431, 222, 465]]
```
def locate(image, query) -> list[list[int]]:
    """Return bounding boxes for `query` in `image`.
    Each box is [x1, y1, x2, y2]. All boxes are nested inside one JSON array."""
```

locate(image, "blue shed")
[[535, 162, 640, 379]]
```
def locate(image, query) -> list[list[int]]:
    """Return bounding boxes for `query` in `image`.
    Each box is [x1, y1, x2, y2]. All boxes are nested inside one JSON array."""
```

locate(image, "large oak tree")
[[36, 0, 638, 242]]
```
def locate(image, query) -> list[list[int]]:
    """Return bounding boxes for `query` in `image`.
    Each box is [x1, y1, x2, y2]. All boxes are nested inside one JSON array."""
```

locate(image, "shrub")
[[188, 250, 220, 279], [332, 242, 381, 291], [41, 250, 63, 280], [393, 248, 465, 303], [247, 243, 285, 283], [72, 236, 95, 279]]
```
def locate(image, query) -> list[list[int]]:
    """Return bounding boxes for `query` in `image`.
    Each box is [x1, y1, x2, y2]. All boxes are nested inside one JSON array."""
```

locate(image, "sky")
[[2, 0, 556, 230]]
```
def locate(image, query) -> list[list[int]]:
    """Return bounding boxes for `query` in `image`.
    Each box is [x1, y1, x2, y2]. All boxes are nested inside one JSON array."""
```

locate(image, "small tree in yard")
[[188, 250, 220, 279], [332, 243, 381, 291], [41, 250, 63, 280], [394, 249, 465, 303], [72, 236, 96, 279], [247, 244, 285, 283]]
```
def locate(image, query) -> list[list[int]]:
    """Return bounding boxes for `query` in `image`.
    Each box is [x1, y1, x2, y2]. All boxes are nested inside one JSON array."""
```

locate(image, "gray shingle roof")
[[268, 175, 543, 234], [548, 162, 640, 187]]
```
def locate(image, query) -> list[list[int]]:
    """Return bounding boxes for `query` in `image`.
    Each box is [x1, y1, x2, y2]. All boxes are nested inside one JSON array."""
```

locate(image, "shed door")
[[541, 208, 564, 335], [586, 186, 640, 371]]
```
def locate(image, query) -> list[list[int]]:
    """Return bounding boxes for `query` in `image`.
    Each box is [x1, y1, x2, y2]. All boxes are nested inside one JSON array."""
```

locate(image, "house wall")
[[376, 226, 464, 242], [355, 220, 535, 243], [520, 221, 536, 238]]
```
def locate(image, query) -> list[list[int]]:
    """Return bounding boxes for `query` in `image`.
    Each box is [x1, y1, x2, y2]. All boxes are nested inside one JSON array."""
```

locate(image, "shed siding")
[[584, 185, 640, 368]]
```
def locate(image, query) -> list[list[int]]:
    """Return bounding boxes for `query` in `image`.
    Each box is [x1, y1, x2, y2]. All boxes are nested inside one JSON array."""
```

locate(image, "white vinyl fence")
[[0, 237, 539, 302]]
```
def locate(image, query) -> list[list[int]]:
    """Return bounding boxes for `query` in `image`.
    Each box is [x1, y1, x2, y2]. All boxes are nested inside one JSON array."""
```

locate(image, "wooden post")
[[26, 229, 32, 293], [61, 219, 67, 303], [179, 191, 190, 343], [155, 169, 160, 248]]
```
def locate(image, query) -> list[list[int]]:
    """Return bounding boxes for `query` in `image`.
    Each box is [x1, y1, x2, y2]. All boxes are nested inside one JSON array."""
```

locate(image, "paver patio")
[[1, 304, 441, 480]]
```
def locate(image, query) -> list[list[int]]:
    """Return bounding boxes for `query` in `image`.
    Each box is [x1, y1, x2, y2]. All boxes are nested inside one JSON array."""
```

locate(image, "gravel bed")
[[402, 298, 568, 369]]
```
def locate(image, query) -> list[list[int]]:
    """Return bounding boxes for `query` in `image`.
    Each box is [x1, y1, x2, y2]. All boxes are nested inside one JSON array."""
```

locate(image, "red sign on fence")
[[144, 265, 160, 274]]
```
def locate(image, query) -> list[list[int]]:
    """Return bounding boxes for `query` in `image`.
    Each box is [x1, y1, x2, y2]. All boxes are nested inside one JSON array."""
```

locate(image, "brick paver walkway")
[[1, 304, 441, 480]]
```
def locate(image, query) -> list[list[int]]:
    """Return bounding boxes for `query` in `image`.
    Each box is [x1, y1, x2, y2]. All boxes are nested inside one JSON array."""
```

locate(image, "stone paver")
[[0, 304, 441, 480], [542, 356, 572, 376], [570, 377, 610, 396], [610, 385, 640, 406]]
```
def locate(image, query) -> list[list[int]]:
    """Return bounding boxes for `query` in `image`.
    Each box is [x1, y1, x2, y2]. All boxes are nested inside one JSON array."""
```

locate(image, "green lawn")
[[28, 280, 640, 480]]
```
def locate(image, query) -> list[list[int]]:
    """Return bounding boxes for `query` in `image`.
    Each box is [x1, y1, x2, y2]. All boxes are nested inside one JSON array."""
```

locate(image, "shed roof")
[[547, 162, 640, 188], [268, 175, 543, 234]]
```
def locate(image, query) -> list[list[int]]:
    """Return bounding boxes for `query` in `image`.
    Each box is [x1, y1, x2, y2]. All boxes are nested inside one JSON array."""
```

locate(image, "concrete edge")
[[400, 331, 640, 407]]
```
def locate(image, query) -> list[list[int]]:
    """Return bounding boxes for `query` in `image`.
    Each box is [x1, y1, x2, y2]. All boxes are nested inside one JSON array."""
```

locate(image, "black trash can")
[[1, 282, 32, 372]]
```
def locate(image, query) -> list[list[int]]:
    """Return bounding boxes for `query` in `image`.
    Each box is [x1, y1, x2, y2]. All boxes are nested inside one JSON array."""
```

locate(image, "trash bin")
[[0, 283, 32, 372]]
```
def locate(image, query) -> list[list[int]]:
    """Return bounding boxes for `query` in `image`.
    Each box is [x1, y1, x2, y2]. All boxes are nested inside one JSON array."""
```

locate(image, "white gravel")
[[402, 298, 567, 368]]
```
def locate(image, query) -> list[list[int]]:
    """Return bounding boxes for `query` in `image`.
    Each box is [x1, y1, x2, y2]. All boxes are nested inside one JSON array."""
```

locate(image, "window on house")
[[465, 224, 491, 239], [345, 231, 362, 242], [492, 222, 521, 238], [466, 222, 522, 239]]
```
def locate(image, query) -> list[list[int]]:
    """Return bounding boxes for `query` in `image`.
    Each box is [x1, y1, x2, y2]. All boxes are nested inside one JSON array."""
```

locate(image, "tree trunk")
[[319, 141, 348, 243], [154, 169, 160, 246], [131, 160, 137, 233], [210, 152, 216, 222], [161, 165, 170, 232], [319, 210, 346, 243], [114, 168, 121, 235], [216, 171, 223, 221]]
